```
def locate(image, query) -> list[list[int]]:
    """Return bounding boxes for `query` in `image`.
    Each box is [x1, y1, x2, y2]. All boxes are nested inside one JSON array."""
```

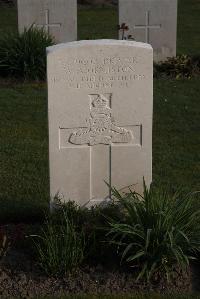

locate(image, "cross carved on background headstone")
[[134, 11, 161, 43], [34, 9, 61, 34]]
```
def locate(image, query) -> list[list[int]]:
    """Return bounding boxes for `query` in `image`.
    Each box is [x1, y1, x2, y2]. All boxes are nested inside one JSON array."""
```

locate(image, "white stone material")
[[119, 0, 177, 61], [17, 0, 77, 43], [47, 40, 153, 206]]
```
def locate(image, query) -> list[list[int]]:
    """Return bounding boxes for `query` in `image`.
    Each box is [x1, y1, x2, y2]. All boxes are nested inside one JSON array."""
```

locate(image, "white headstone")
[[47, 40, 153, 206], [17, 0, 77, 43], [119, 0, 177, 61]]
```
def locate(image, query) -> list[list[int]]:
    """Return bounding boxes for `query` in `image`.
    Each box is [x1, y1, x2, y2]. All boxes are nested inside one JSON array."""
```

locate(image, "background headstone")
[[17, 0, 77, 43], [47, 40, 153, 206], [119, 0, 177, 61]]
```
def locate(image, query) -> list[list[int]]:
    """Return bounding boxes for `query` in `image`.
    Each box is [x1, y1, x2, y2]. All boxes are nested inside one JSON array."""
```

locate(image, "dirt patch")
[[0, 224, 198, 298], [0, 249, 192, 299], [0, 267, 192, 299]]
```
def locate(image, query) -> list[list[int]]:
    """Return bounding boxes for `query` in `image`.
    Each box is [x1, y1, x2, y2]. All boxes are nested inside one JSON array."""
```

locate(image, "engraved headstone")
[[119, 0, 177, 61], [17, 0, 77, 43], [47, 40, 153, 206]]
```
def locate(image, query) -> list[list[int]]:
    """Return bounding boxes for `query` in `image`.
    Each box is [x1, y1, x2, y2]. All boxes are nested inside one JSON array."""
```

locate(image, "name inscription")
[[52, 55, 146, 89]]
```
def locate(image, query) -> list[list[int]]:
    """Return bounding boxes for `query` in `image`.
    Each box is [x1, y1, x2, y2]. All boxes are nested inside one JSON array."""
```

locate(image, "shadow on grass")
[[0, 198, 48, 224]]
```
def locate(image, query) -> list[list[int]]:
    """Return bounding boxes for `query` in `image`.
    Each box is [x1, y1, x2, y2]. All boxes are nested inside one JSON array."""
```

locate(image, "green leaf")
[[126, 250, 145, 262]]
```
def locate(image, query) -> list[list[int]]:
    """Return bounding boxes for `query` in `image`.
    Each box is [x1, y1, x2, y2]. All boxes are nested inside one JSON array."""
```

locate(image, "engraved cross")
[[34, 9, 61, 34], [134, 11, 161, 43], [60, 94, 141, 203]]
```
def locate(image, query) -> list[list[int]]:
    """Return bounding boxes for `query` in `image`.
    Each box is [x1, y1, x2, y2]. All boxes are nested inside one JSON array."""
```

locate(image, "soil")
[[0, 248, 193, 299], [0, 223, 199, 298]]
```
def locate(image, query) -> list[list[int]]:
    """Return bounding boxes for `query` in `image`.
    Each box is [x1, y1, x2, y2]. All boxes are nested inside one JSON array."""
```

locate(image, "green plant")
[[32, 208, 85, 276], [0, 26, 53, 80], [0, 226, 10, 260], [51, 198, 121, 265], [154, 54, 200, 79], [107, 183, 200, 282]]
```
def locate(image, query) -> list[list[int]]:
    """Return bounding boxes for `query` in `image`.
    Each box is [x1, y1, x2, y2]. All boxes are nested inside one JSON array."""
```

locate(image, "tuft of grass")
[[50, 199, 121, 266], [107, 183, 200, 282], [0, 26, 53, 80], [32, 208, 85, 276], [0, 227, 10, 260]]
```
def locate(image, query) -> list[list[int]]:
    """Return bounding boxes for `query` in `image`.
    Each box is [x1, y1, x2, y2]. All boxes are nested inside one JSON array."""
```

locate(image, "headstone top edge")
[[46, 39, 153, 54]]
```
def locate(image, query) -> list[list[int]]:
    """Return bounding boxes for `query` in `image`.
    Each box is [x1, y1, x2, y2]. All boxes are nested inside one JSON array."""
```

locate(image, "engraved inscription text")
[[52, 54, 147, 89]]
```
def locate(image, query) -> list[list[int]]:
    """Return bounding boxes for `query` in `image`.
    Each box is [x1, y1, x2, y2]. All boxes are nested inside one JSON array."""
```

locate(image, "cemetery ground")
[[0, 0, 200, 298]]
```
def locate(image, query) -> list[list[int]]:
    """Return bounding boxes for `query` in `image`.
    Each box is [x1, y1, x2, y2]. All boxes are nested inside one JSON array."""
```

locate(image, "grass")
[[153, 78, 200, 190], [0, 4, 17, 36], [0, 83, 49, 222], [177, 0, 200, 55], [108, 182, 200, 282], [33, 208, 85, 276], [78, 6, 118, 40], [0, 2, 199, 223]]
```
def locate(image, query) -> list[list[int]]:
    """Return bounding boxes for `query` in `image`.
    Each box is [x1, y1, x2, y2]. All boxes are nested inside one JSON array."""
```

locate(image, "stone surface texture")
[[17, 0, 77, 43], [119, 0, 177, 61], [47, 40, 153, 206]]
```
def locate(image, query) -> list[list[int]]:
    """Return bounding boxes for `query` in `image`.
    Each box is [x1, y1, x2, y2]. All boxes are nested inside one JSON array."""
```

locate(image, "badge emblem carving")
[[69, 94, 133, 146]]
